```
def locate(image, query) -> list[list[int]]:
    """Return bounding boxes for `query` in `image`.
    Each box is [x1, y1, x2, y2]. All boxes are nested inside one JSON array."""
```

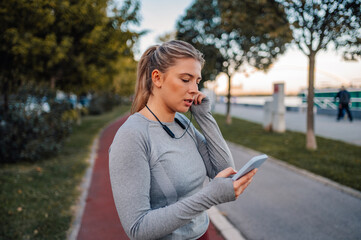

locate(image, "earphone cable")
[[174, 112, 192, 139], [145, 104, 192, 139]]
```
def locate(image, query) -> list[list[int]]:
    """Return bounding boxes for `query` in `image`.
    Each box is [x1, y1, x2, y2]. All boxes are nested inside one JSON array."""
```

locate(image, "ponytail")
[[131, 40, 205, 114], [131, 46, 158, 114]]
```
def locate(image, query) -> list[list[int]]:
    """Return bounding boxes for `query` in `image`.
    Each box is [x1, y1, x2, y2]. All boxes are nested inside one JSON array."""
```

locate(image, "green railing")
[[299, 89, 361, 110]]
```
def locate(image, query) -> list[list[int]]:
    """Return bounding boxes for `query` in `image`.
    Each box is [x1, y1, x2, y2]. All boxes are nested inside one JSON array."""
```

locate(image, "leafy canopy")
[[177, 0, 292, 84], [281, 0, 361, 60], [0, 0, 141, 96]]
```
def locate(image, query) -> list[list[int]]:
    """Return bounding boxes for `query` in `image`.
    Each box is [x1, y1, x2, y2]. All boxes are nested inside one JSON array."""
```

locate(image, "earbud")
[[162, 125, 175, 138], [175, 118, 186, 129]]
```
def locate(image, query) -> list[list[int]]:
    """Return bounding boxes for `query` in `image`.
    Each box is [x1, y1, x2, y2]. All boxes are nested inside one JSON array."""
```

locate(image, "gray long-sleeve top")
[[109, 98, 236, 240]]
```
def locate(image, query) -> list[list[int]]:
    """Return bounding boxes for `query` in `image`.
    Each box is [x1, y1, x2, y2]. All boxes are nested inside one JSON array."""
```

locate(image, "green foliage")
[[219, 0, 293, 70], [0, 0, 71, 92], [281, 0, 361, 60], [0, 105, 130, 239], [176, 0, 292, 121], [176, 0, 226, 84], [176, 0, 292, 79], [213, 114, 361, 191], [0, 85, 73, 163], [0, 0, 141, 109], [156, 31, 176, 43], [112, 57, 138, 97], [57, 0, 141, 93], [88, 92, 121, 115], [62, 108, 81, 122]]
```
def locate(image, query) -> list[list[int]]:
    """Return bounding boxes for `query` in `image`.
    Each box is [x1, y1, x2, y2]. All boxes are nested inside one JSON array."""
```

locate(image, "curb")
[[207, 207, 245, 240], [67, 136, 99, 240]]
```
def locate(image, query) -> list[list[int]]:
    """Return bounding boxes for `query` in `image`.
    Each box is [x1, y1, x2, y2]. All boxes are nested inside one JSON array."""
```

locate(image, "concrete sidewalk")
[[70, 114, 226, 240], [212, 103, 361, 239], [217, 142, 361, 240], [214, 103, 361, 146]]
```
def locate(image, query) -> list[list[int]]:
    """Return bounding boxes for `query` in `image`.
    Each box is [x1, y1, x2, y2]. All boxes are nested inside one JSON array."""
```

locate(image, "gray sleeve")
[[109, 127, 236, 240], [190, 97, 235, 178]]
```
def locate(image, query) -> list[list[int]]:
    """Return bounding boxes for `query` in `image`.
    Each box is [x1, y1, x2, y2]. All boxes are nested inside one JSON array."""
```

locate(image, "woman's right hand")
[[215, 167, 257, 199]]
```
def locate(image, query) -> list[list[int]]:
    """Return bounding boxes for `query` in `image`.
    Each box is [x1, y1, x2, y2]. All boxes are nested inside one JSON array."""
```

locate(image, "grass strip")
[[212, 114, 361, 192], [0, 105, 130, 240]]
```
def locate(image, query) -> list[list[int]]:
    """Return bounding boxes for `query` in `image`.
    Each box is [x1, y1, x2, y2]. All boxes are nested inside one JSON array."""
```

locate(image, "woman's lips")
[[184, 99, 193, 107]]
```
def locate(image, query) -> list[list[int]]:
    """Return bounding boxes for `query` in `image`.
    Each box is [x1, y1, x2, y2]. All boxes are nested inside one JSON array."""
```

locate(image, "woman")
[[109, 40, 257, 240]]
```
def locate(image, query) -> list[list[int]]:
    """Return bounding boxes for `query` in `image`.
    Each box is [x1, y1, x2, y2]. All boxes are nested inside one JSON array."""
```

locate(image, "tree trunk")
[[76, 94, 82, 125], [226, 73, 232, 124], [50, 76, 56, 89], [306, 52, 317, 150], [3, 91, 9, 113], [2, 81, 9, 113], [77, 107, 82, 125]]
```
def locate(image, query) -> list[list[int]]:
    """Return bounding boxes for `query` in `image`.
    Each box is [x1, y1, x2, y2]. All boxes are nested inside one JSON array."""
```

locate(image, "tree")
[[177, 0, 292, 123], [176, 0, 226, 90], [112, 57, 138, 97], [39, 0, 141, 94], [0, 0, 140, 111], [57, 0, 141, 94], [0, 0, 62, 111], [156, 31, 176, 43], [219, 0, 292, 123], [281, 0, 361, 150]]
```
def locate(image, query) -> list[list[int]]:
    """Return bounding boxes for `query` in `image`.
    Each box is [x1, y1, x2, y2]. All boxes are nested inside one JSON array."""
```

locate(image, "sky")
[[130, 0, 361, 95]]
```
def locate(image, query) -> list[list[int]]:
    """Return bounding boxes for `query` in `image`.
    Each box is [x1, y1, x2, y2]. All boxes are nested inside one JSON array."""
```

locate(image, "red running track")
[[77, 114, 224, 240]]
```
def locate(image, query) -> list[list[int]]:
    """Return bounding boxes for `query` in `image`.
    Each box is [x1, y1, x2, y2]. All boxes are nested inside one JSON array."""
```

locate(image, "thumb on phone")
[[215, 167, 237, 178]]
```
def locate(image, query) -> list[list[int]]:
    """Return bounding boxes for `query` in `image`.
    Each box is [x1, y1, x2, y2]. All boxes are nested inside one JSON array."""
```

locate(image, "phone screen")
[[232, 154, 268, 181]]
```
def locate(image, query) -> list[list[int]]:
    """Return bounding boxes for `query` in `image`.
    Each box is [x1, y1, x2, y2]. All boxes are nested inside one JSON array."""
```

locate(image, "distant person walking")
[[334, 86, 353, 122]]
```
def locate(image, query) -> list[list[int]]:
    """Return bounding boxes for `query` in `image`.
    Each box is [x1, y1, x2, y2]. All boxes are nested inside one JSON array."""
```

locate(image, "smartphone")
[[232, 154, 268, 181]]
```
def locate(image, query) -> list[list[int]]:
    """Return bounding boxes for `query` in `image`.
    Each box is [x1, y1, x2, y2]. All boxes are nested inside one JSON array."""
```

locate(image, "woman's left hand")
[[215, 167, 257, 199], [193, 91, 206, 105]]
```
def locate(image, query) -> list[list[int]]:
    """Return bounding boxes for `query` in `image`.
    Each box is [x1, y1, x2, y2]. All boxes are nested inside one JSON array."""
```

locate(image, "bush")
[[0, 85, 73, 163], [88, 92, 121, 115]]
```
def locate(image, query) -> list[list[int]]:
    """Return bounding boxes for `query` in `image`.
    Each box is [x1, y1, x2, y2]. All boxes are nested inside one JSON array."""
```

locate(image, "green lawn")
[[213, 114, 361, 192], [0, 105, 130, 240]]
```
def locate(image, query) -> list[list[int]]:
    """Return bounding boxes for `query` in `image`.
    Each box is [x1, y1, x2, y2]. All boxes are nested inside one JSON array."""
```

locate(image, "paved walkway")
[[214, 103, 361, 146], [74, 114, 224, 240], [217, 142, 361, 240], [76, 115, 129, 240], [213, 103, 361, 239]]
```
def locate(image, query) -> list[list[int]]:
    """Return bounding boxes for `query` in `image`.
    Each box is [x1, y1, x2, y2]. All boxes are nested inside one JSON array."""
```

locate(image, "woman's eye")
[[182, 79, 190, 83]]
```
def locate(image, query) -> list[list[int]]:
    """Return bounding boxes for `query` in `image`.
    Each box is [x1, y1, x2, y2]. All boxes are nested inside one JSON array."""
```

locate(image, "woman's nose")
[[189, 81, 198, 94]]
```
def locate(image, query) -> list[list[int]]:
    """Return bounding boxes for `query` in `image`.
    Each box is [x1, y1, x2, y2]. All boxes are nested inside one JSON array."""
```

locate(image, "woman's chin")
[[177, 106, 190, 113]]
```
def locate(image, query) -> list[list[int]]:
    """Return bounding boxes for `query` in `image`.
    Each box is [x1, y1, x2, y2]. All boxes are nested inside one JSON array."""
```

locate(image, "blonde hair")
[[131, 40, 205, 114]]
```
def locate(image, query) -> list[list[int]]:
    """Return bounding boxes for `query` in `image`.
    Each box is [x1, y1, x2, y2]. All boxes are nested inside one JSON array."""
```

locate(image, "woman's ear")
[[151, 69, 163, 88]]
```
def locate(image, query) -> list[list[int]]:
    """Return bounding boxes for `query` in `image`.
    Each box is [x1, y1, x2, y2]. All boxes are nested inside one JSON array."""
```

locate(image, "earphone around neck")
[[145, 105, 192, 139]]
